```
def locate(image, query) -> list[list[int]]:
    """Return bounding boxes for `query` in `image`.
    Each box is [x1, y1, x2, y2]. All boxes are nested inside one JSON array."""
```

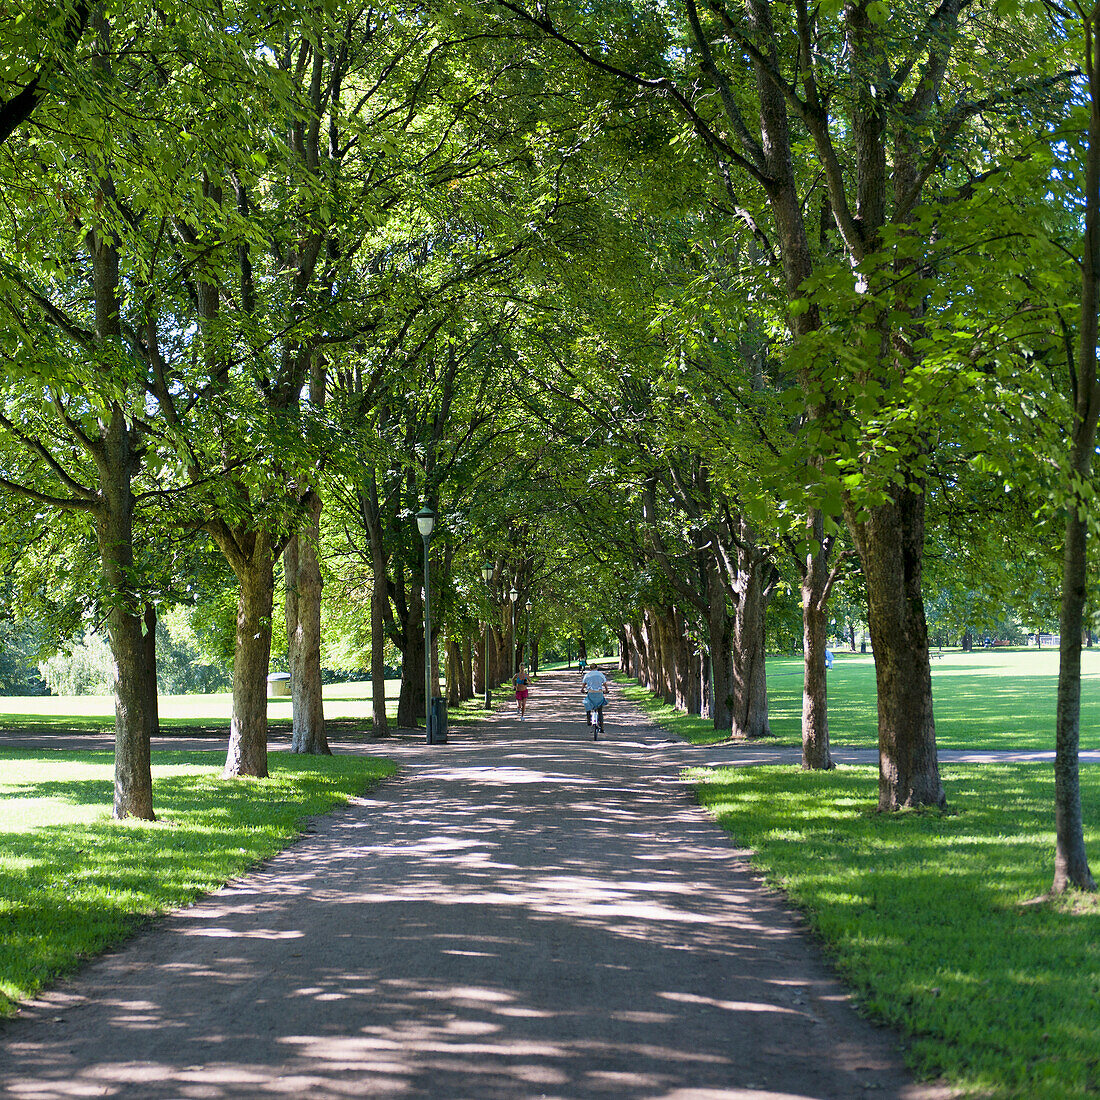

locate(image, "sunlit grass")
[[0, 677, 500, 738], [614, 676, 738, 746], [625, 648, 1100, 750], [0, 748, 396, 1016], [694, 763, 1100, 1099], [0, 678, 407, 730]]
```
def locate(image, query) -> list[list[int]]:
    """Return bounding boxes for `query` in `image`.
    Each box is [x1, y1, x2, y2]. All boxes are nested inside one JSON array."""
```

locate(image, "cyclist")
[[580, 663, 610, 739]]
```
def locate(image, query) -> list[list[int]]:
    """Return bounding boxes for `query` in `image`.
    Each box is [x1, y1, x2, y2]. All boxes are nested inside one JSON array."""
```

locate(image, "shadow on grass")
[[694, 762, 1100, 1096], [0, 751, 396, 1014]]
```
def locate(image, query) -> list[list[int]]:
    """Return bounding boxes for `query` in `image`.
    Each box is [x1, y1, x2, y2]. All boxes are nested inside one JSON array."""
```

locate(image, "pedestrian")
[[512, 666, 532, 719]]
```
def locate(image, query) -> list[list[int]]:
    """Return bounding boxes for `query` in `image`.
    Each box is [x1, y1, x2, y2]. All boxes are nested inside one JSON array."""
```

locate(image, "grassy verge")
[[613, 676, 742, 745], [694, 762, 1100, 1099], [0, 748, 396, 1015], [623, 648, 1100, 751]]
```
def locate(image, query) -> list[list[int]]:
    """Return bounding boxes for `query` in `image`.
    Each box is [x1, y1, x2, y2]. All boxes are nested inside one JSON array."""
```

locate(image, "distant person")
[[578, 655, 587, 672], [512, 667, 531, 719]]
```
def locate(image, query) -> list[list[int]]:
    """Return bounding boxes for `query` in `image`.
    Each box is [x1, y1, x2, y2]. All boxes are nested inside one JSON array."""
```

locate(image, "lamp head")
[[509, 586, 519, 602], [481, 563, 493, 583], [525, 599, 532, 611], [415, 505, 436, 539]]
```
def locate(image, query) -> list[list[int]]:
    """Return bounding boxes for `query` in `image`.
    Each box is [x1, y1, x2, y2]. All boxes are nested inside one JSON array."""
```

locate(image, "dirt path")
[[0, 669, 951, 1099]]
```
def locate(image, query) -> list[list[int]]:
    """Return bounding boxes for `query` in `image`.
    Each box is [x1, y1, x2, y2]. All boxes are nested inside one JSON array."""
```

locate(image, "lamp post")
[[416, 505, 436, 743], [525, 598, 533, 670], [509, 586, 519, 675], [481, 562, 493, 708]]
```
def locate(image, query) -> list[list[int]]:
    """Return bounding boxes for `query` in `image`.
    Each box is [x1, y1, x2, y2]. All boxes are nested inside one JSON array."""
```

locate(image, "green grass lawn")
[[624, 647, 1100, 751], [694, 762, 1100, 1100], [0, 678, 494, 740], [0, 748, 396, 1015], [0, 678, 407, 732]]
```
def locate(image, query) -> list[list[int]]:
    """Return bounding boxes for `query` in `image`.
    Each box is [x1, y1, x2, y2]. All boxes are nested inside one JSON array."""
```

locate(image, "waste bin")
[[429, 696, 448, 744], [267, 672, 291, 698]]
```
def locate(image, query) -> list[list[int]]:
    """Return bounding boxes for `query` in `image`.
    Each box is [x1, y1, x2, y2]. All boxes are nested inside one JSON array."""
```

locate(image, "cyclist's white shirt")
[[582, 670, 609, 693]]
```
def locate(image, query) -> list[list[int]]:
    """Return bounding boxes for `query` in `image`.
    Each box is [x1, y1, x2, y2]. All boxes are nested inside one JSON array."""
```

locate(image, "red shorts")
[[515, 688, 529, 700]]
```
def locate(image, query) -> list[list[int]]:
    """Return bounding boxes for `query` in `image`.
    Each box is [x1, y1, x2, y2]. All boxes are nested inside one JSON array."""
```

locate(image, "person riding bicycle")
[[580, 664, 610, 739]]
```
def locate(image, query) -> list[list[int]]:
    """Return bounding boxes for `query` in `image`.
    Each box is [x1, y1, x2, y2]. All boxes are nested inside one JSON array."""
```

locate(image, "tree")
[[0, 0, 91, 145], [1051, 1, 1100, 893]]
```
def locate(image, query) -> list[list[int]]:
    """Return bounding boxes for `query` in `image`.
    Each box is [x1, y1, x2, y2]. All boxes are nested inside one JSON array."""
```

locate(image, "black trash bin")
[[429, 696, 448, 744]]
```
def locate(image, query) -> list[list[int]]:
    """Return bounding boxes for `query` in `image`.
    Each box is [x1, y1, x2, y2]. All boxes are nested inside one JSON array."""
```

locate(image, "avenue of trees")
[[1, 0, 1098, 894]]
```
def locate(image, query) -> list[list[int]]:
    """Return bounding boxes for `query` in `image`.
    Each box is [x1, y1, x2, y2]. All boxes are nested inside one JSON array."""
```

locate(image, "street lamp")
[[525, 598, 533, 670], [481, 562, 493, 708], [509, 586, 519, 675], [416, 505, 436, 743]]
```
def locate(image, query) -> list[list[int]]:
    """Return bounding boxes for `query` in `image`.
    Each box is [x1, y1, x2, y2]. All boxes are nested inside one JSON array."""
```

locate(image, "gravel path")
[[0, 670, 952, 1099]]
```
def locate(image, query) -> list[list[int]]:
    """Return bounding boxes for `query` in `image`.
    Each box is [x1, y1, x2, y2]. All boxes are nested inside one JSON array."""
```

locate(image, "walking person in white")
[[580, 664, 610, 740]]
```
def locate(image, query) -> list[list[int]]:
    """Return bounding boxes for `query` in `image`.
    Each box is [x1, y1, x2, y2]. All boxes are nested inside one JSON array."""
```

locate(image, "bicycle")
[[583, 689, 606, 740]]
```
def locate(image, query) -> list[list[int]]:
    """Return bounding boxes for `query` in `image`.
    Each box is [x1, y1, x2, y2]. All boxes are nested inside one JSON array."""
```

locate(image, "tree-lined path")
[[0, 670, 946, 1100]]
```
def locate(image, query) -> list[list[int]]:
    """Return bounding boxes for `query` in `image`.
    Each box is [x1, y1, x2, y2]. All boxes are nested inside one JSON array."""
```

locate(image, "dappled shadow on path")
[[0, 672, 939, 1100]]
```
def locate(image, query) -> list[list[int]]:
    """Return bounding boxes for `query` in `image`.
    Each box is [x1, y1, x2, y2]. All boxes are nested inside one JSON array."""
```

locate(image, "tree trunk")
[[370, 568, 388, 735], [729, 549, 772, 739], [397, 589, 425, 729], [850, 489, 944, 810], [802, 510, 833, 769], [491, 624, 504, 686], [657, 609, 676, 704], [142, 602, 159, 747], [1052, 10, 1100, 890], [1054, 509, 1097, 891], [460, 638, 473, 699], [962, 630, 973, 652], [446, 636, 461, 705], [673, 608, 694, 713], [96, 424, 154, 821], [707, 590, 734, 733], [286, 493, 329, 755], [222, 535, 276, 779], [686, 638, 702, 716], [475, 629, 487, 695]]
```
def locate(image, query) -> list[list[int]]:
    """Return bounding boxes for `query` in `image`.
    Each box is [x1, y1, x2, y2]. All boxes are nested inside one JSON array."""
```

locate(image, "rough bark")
[[1054, 510, 1097, 890], [475, 629, 487, 695], [370, 568, 388, 735], [656, 609, 676, 704], [396, 584, 425, 729], [707, 583, 734, 733], [219, 532, 277, 779], [97, 423, 154, 821], [801, 510, 833, 769], [728, 545, 772, 740], [460, 638, 474, 699], [673, 608, 694, 713], [446, 636, 460, 705], [850, 489, 944, 810], [286, 493, 329, 755], [491, 624, 505, 686], [142, 603, 159, 747]]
